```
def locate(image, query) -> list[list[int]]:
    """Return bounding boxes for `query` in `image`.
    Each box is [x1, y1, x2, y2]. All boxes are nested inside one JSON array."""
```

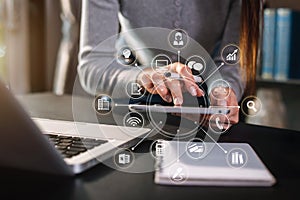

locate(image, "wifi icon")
[[126, 117, 142, 127], [123, 112, 144, 130]]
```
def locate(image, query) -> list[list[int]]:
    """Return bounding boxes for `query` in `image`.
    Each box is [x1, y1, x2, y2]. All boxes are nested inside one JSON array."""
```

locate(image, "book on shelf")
[[261, 9, 276, 80], [260, 8, 300, 81], [274, 8, 292, 80]]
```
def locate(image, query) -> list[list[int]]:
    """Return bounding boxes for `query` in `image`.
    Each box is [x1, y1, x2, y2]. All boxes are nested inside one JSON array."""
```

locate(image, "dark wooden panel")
[[45, 0, 61, 91], [267, 0, 300, 10], [29, 0, 46, 92]]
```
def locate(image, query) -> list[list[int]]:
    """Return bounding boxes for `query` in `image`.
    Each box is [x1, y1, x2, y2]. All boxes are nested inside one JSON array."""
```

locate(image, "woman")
[[78, 0, 262, 125]]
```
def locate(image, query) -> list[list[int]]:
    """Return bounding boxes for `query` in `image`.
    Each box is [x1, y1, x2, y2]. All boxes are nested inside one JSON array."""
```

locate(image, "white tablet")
[[128, 104, 230, 115]]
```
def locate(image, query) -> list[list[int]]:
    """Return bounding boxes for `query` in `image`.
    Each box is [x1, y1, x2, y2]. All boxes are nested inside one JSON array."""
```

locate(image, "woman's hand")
[[209, 87, 239, 126], [137, 62, 204, 105], [172, 87, 239, 130]]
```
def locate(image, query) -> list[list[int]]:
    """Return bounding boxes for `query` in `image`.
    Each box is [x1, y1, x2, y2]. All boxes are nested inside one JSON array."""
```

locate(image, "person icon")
[[173, 32, 184, 46]]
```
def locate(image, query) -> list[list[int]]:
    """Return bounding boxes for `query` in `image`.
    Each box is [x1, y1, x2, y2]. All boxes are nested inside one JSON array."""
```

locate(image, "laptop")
[[0, 82, 150, 175]]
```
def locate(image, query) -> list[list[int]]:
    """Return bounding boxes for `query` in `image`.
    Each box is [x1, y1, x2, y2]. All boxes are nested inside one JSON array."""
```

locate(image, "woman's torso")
[[119, 0, 235, 54]]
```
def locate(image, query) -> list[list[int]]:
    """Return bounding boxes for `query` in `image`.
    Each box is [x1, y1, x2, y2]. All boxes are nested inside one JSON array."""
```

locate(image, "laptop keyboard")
[[44, 133, 108, 158]]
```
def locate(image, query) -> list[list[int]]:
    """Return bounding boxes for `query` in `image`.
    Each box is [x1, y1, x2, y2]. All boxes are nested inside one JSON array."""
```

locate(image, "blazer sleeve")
[[78, 0, 141, 96], [212, 0, 245, 101]]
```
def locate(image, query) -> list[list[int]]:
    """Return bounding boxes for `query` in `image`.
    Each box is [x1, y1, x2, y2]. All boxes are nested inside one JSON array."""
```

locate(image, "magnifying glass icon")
[[247, 100, 257, 112]]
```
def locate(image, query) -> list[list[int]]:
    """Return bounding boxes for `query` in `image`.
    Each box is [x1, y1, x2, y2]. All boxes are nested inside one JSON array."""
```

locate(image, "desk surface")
[[2, 93, 300, 200]]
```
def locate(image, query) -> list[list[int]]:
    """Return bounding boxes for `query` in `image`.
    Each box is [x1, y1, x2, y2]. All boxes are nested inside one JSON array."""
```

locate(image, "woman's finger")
[[138, 72, 157, 94], [209, 87, 239, 125], [170, 62, 204, 97], [166, 79, 183, 106], [151, 72, 172, 102]]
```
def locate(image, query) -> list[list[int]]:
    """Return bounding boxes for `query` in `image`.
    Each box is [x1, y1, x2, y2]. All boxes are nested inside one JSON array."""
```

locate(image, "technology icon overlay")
[[72, 27, 251, 174]]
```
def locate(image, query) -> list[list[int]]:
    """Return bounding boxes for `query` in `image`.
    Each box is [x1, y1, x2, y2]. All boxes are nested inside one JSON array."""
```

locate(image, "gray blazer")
[[78, 0, 244, 100]]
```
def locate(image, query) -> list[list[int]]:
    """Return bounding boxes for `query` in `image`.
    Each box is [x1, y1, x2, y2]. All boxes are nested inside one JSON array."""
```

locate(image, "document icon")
[[131, 83, 143, 96], [118, 153, 131, 165], [98, 99, 110, 111]]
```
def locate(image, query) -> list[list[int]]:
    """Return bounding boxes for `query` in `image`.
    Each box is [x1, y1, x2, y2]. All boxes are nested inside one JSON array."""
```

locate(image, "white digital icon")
[[123, 112, 145, 135], [241, 96, 262, 117], [226, 49, 238, 61], [227, 148, 247, 168], [155, 59, 169, 71], [169, 29, 188, 49], [173, 32, 184, 46], [187, 143, 204, 153], [150, 140, 169, 159], [169, 165, 188, 183], [94, 95, 113, 115], [222, 44, 240, 65], [186, 139, 206, 159], [187, 61, 204, 72], [118, 153, 131, 165], [122, 48, 131, 59], [97, 99, 110, 111], [172, 167, 184, 181], [210, 79, 231, 100], [126, 116, 142, 127], [209, 114, 230, 134], [185, 56, 206, 76], [231, 151, 244, 165], [247, 100, 257, 113], [216, 117, 224, 130], [151, 54, 172, 72], [155, 142, 166, 157], [126, 82, 146, 99], [131, 83, 143, 96], [114, 148, 134, 168], [117, 47, 136, 65]]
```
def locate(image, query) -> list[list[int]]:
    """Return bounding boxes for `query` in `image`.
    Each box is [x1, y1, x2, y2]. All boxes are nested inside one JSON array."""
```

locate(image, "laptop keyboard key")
[[71, 143, 86, 148], [67, 146, 87, 152], [45, 133, 108, 158], [58, 142, 72, 147], [72, 137, 82, 141], [58, 135, 73, 139], [65, 150, 80, 157]]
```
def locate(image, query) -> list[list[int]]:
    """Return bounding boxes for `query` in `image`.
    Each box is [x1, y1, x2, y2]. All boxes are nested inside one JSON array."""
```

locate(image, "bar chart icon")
[[226, 49, 238, 61], [222, 44, 240, 65]]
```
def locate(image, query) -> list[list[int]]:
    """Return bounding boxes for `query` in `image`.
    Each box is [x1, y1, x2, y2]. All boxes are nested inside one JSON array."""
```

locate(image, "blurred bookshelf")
[[250, 0, 300, 131]]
